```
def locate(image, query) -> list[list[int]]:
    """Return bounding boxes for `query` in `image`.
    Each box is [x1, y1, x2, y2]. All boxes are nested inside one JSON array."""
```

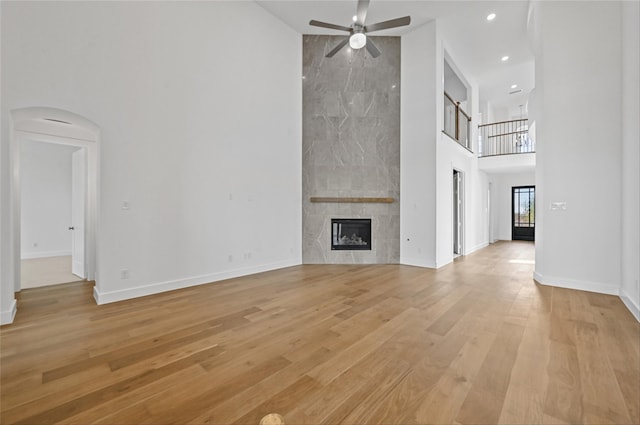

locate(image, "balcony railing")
[[478, 119, 533, 157], [444, 91, 472, 151]]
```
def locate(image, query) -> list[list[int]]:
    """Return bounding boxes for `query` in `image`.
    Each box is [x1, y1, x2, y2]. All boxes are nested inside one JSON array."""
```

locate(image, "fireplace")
[[331, 219, 372, 251]]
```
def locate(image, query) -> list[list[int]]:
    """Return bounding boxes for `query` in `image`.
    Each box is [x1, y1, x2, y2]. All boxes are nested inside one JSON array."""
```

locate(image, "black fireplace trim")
[[331, 218, 372, 251]]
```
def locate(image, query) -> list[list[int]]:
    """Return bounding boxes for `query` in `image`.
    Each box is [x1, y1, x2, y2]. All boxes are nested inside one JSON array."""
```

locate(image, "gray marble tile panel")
[[302, 35, 400, 264]]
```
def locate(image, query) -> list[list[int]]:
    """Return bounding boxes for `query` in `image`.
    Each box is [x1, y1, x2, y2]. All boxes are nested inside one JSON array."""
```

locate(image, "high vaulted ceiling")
[[257, 0, 535, 120]]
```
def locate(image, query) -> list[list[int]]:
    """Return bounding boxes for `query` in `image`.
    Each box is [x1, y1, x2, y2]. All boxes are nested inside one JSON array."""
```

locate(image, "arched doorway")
[[2, 107, 100, 324]]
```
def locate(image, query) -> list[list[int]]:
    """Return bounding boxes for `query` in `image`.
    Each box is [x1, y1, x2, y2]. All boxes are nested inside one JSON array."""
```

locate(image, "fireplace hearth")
[[331, 219, 372, 251]]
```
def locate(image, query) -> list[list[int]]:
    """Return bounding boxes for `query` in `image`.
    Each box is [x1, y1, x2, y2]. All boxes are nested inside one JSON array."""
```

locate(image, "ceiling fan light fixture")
[[349, 32, 367, 49]]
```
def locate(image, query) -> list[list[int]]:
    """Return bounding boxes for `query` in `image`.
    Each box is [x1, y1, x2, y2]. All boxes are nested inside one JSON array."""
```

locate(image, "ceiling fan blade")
[[355, 0, 370, 25], [309, 20, 352, 32], [364, 16, 411, 33], [365, 38, 381, 58], [326, 38, 350, 58]]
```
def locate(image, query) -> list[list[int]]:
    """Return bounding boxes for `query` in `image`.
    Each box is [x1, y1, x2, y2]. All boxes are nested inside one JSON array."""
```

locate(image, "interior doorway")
[[20, 140, 86, 288], [453, 169, 464, 256], [9, 107, 99, 295], [512, 186, 535, 241]]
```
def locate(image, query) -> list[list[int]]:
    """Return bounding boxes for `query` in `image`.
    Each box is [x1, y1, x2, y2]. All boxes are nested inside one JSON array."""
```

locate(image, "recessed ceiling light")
[[501, 55, 509, 62], [511, 84, 518, 89], [487, 13, 496, 21]]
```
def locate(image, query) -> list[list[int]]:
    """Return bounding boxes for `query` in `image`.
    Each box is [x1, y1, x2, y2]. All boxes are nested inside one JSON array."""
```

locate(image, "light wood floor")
[[1, 242, 638, 424], [21, 256, 83, 289]]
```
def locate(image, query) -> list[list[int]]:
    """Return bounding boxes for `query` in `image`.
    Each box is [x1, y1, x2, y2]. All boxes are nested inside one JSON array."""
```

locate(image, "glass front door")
[[512, 186, 535, 241]]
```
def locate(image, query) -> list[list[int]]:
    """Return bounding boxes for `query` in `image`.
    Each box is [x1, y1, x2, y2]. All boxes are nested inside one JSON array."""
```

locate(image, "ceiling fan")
[[309, 0, 411, 58]]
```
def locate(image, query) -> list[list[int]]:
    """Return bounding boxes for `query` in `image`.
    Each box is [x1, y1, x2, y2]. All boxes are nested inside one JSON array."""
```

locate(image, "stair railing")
[[444, 91, 472, 151]]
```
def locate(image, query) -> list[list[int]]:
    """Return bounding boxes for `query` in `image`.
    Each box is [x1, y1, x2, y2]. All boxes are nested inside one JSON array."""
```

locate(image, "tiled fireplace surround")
[[302, 35, 400, 264]]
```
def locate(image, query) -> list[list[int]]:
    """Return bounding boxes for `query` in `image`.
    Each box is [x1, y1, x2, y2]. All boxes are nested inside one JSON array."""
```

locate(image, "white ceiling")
[[256, 0, 534, 118]]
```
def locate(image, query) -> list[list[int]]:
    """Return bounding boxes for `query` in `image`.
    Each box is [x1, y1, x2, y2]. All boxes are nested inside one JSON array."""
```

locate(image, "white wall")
[[401, 21, 439, 268], [436, 135, 490, 264], [20, 141, 78, 259], [1, 1, 302, 310], [533, 1, 623, 295], [436, 35, 490, 266], [0, 1, 13, 323], [402, 20, 490, 269], [488, 171, 536, 242], [621, 0, 640, 319]]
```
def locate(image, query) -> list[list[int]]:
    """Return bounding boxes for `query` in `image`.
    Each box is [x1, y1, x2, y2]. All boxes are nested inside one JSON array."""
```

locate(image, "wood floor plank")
[[573, 320, 633, 424], [59, 364, 208, 425], [413, 329, 497, 424], [320, 359, 411, 425], [2, 241, 638, 425], [232, 375, 322, 425], [455, 321, 526, 424], [5, 345, 225, 425], [306, 307, 419, 385], [144, 355, 292, 424], [426, 290, 478, 336], [498, 315, 551, 424], [543, 340, 584, 423], [290, 344, 412, 424], [363, 363, 445, 424], [203, 349, 330, 424]]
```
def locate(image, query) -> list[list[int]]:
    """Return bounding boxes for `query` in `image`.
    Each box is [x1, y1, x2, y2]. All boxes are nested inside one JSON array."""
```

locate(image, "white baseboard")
[[1, 299, 17, 325], [533, 271, 619, 296], [400, 257, 437, 269], [466, 242, 489, 255], [533, 272, 640, 322], [400, 257, 453, 269], [435, 258, 453, 268], [620, 289, 640, 322], [21, 250, 71, 260], [402, 242, 489, 270], [93, 259, 301, 305]]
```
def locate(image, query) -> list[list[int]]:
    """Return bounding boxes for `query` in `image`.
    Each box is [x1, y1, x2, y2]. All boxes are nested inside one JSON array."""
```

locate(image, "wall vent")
[[43, 118, 72, 125]]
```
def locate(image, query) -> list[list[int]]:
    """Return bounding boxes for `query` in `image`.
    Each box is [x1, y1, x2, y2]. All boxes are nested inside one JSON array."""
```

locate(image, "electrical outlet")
[[228, 255, 233, 262], [32, 242, 38, 248], [120, 269, 130, 279]]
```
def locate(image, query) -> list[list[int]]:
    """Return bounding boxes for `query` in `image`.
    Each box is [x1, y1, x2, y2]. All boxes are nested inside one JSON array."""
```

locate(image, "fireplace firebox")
[[331, 219, 372, 250]]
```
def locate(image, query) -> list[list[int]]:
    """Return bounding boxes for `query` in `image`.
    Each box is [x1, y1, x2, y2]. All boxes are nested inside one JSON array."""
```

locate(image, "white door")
[[488, 183, 492, 243], [71, 149, 86, 278], [453, 170, 463, 256]]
